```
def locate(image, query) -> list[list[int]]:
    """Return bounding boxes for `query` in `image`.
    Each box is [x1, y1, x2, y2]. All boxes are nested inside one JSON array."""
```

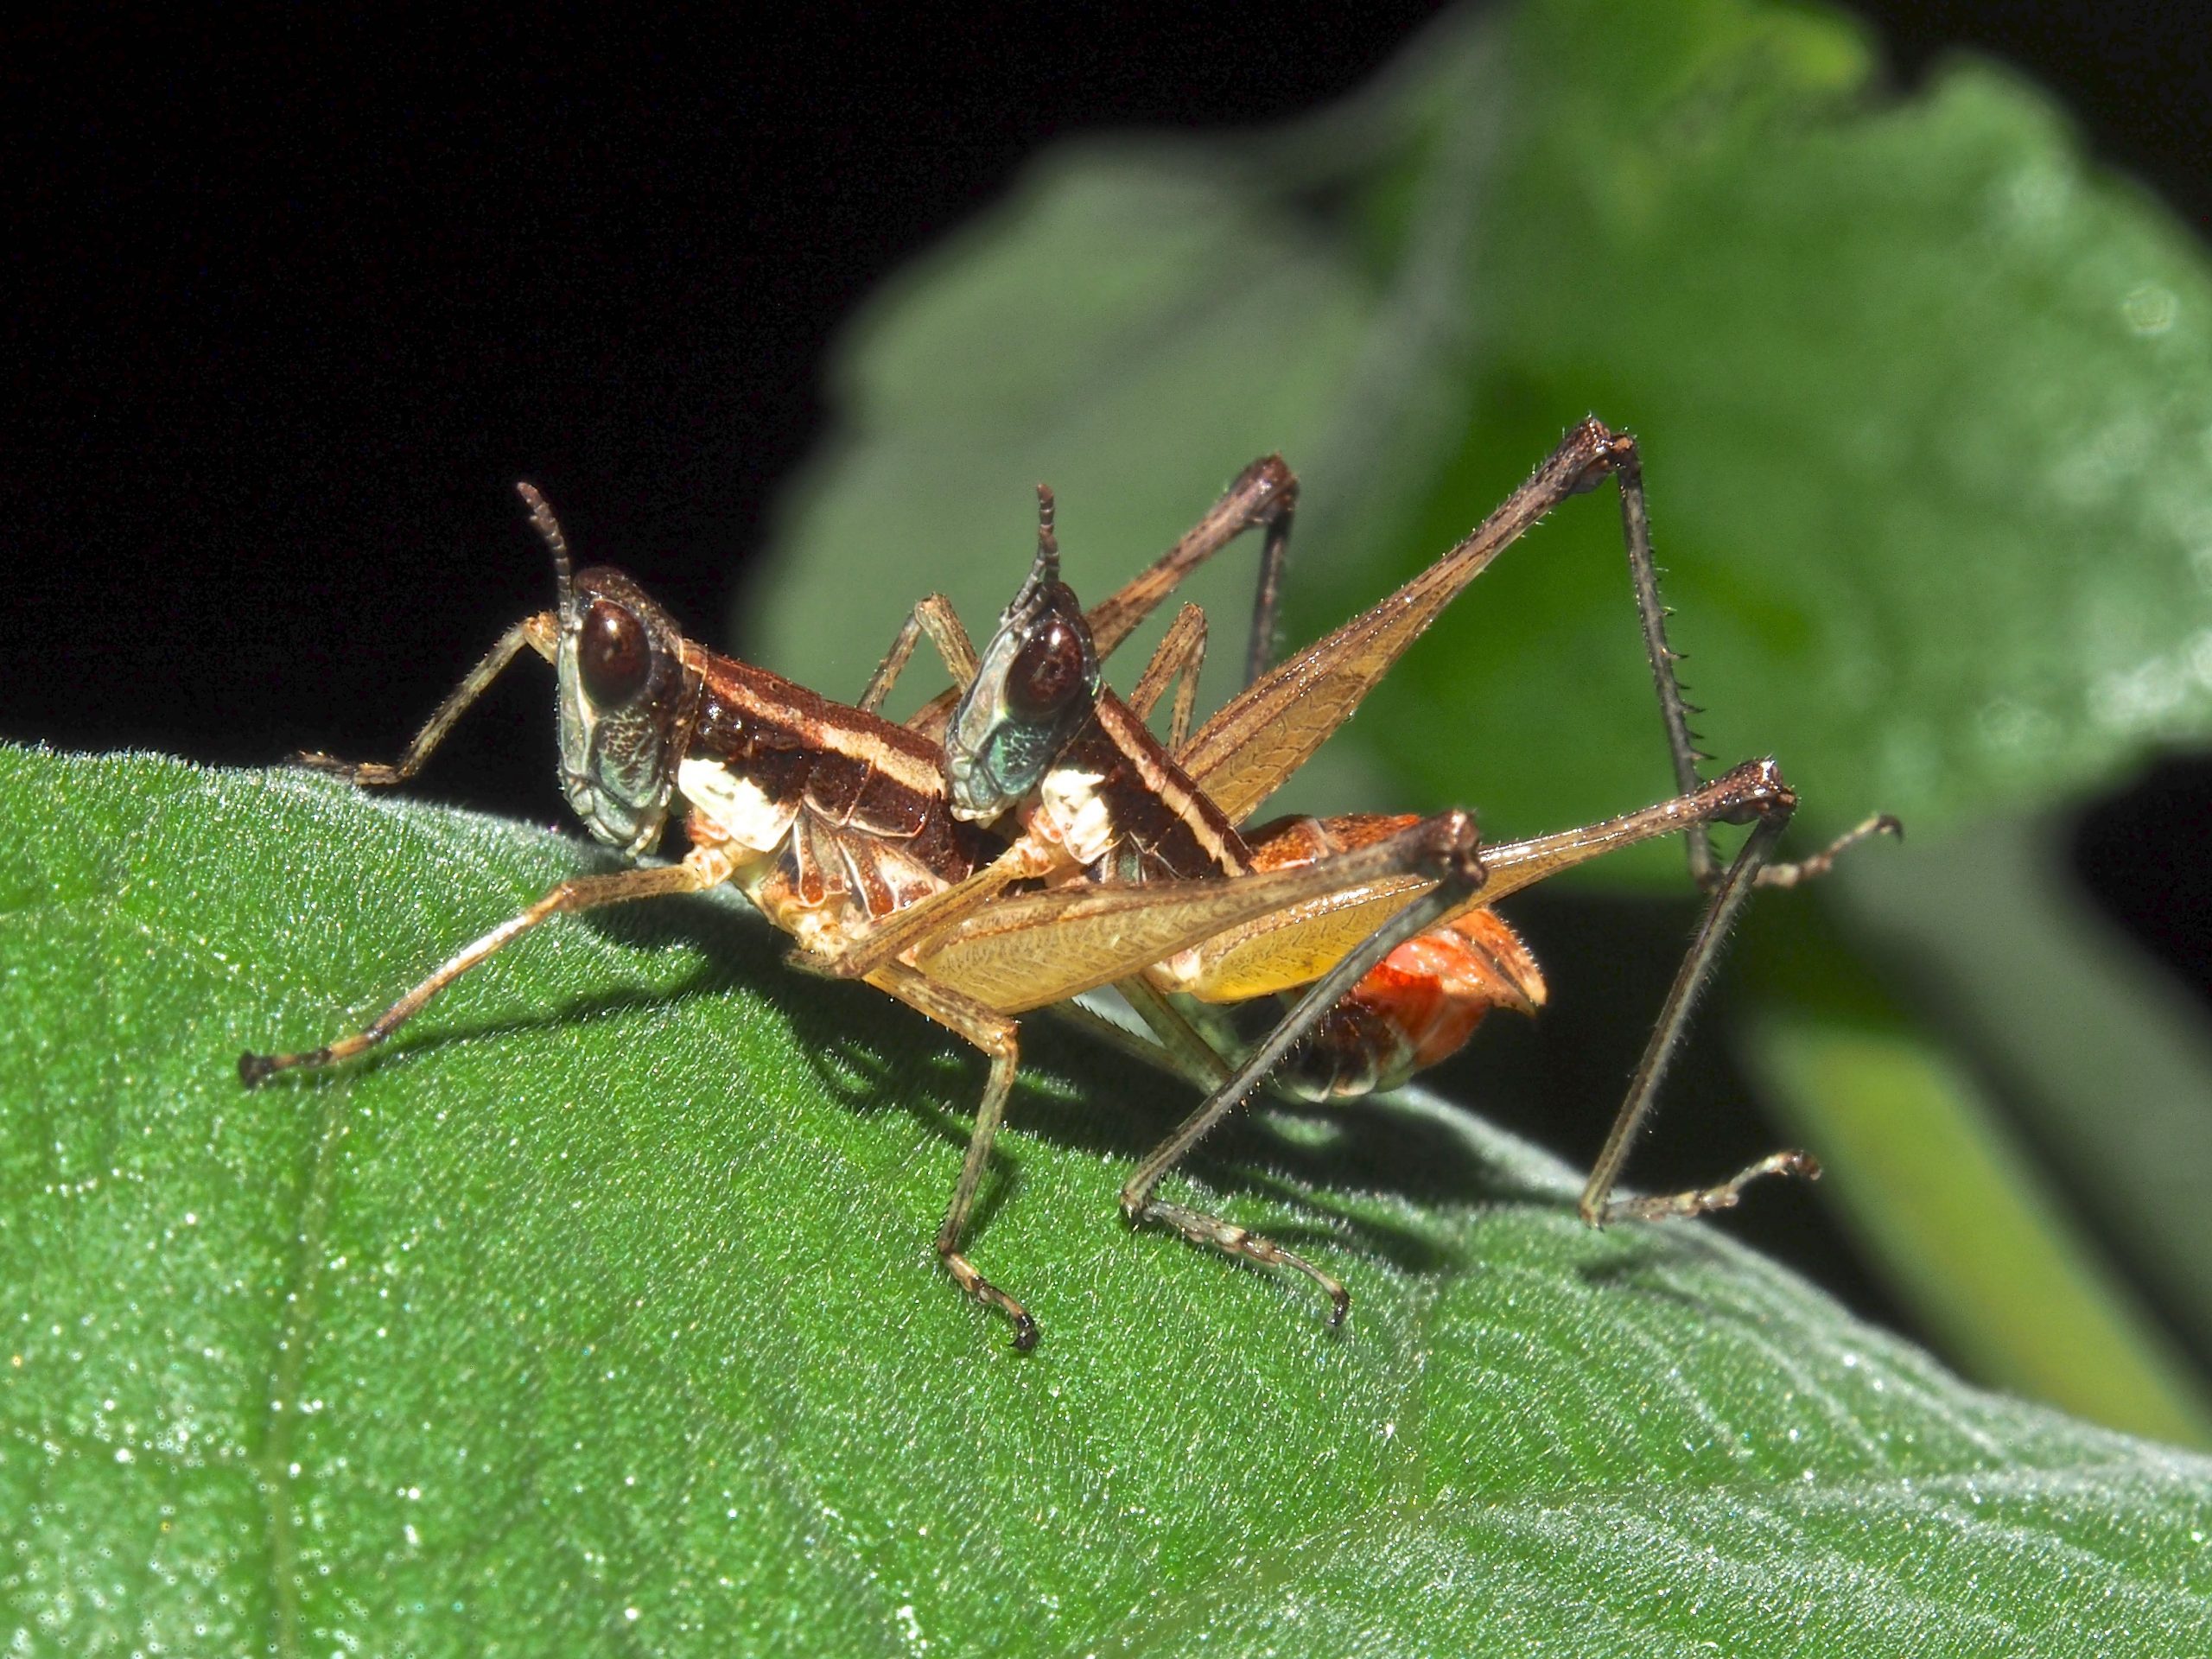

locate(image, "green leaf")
[[749, 0, 2212, 869], [9, 746, 2212, 1654]]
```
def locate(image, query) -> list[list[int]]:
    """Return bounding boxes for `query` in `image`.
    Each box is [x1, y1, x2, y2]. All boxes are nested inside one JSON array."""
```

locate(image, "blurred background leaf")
[[750, 0, 2212, 1444]]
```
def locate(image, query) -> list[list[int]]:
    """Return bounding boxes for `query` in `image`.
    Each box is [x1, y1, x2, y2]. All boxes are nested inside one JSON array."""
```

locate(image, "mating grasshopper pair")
[[241, 421, 1893, 1349]]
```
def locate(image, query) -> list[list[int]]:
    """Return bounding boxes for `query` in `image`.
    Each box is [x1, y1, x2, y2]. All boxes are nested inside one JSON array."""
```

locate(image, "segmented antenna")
[[995, 482, 1063, 629], [514, 481, 575, 618], [1034, 482, 1059, 581]]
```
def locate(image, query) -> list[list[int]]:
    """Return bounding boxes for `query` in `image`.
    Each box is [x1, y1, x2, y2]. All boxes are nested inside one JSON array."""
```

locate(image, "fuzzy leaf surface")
[[3, 748, 2209, 1655]]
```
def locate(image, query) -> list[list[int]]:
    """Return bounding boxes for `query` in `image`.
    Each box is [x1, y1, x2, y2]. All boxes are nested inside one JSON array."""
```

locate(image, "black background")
[[9, 3, 2211, 1344]]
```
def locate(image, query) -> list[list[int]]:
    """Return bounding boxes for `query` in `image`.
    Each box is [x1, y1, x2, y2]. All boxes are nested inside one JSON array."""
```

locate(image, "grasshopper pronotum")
[[242, 421, 1892, 1348]]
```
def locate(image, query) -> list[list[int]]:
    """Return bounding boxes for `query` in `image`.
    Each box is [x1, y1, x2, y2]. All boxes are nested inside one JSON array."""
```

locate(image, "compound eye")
[[1006, 616, 1087, 721], [579, 599, 651, 707]]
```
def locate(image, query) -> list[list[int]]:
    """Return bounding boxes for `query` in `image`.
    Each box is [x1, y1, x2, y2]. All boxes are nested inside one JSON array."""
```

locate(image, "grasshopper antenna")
[[515, 481, 576, 622], [982, 482, 1067, 641], [1009, 483, 1059, 602], [1034, 482, 1058, 579]]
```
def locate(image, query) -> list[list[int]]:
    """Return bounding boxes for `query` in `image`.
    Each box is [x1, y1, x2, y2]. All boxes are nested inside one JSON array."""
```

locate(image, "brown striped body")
[[1020, 690, 1253, 886], [672, 647, 999, 957]]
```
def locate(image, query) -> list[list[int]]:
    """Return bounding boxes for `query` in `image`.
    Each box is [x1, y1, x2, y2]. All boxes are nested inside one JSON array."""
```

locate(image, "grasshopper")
[[240, 469, 1473, 1348], [240, 422, 1891, 1348], [825, 420, 1897, 1319]]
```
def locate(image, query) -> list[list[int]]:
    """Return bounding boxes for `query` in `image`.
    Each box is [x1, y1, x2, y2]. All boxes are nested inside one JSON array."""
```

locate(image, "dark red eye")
[[1006, 617, 1086, 720], [579, 598, 650, 706]]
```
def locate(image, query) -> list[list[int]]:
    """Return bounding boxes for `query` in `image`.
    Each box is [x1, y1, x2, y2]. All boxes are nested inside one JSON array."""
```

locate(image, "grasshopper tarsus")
[[293, 750, 400, 786], [1580, 1148, 1821, 1228], [238, 1039, 349, 1084], [940, 1245, 1039, 1351], [238, 1041, 335, 1085], [1748, 808, 1902, 890], [1124, 1194, 1351, 1329]]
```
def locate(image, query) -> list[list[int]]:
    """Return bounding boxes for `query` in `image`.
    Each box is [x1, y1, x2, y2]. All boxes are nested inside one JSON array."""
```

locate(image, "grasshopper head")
[[551, 566, 696, 855], [517, 485, 698, 855], [944, 507, 1100, 823], [518, 484, 690, 849]]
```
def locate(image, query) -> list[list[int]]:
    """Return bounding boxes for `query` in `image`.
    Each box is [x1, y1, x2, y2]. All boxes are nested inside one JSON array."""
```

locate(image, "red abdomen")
[[1242, 814, 1547, 1100]]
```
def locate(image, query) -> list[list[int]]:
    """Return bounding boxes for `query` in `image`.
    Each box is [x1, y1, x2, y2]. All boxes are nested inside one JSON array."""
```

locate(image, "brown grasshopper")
[[823, 420, 1896, 1321], [240, 422, 1889, 1349], [240, 467, 1478, 1348]]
